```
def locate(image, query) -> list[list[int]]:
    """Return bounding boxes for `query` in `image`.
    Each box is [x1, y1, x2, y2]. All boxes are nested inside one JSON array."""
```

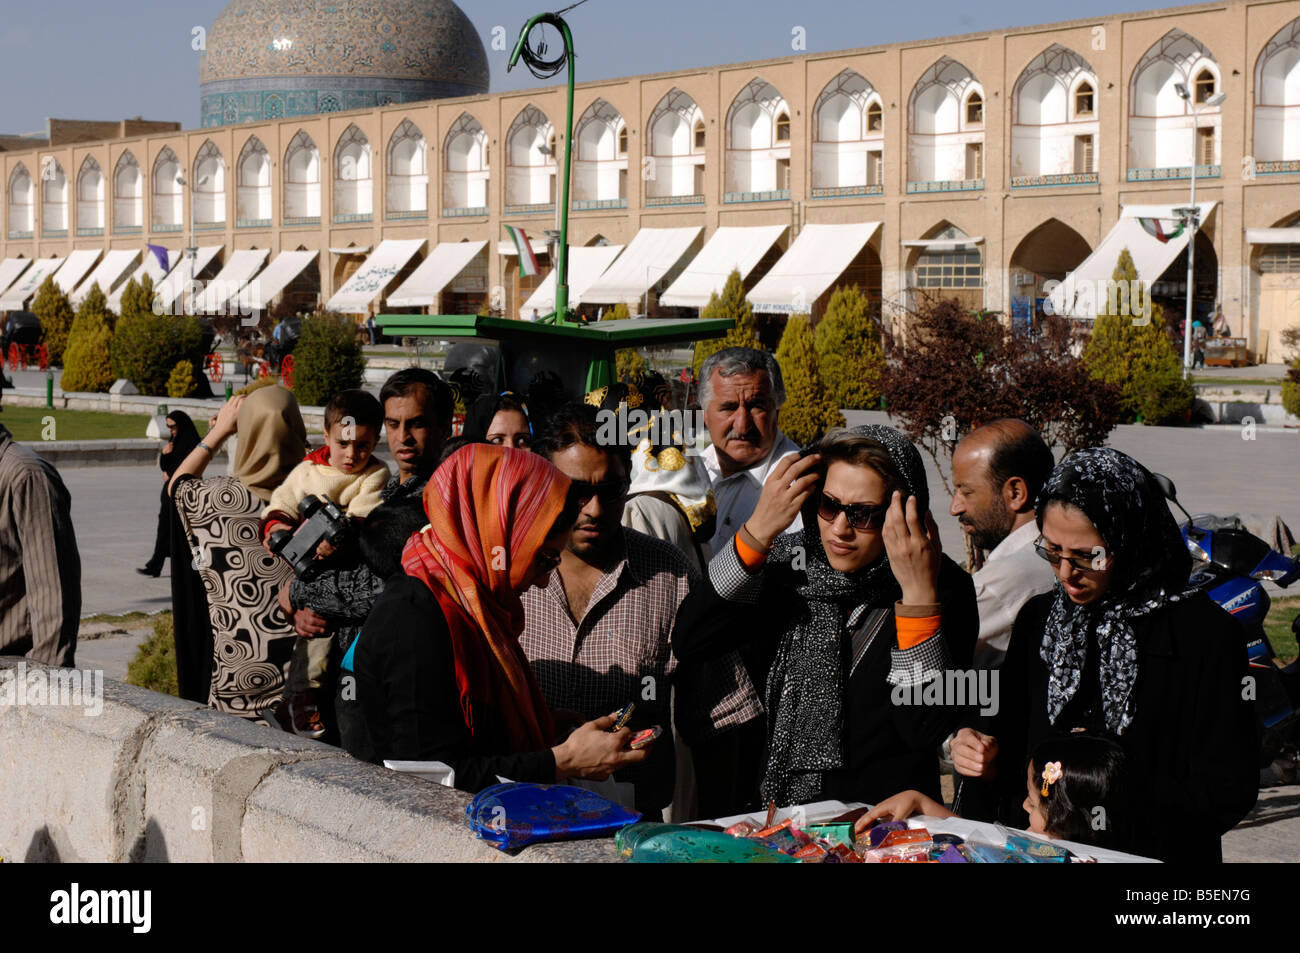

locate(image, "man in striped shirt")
[[0, 419, 81, 666]]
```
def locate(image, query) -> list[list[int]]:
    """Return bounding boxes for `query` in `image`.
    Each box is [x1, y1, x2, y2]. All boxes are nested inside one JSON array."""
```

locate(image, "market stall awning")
[[107, 247, 179, 313], [234, 250, 319, 315], [0, 258, 33, 302], [71, 249, 139, 306], [1048, 202, 1217, 319], [154, 246, 223, 312], [519, 244, 624, 319], [747, 222, 882, 313], [0, 257, 65, 311], [387, 240, 488, 308], [1245, 227, 1300, 245], [899, 236, 985, 248], [325, 238, 425, 314], [582, 227, 703, 305], [329, 245, 371, 255], [51, 249, 102, 295], [193, 248, 270, 314], [659, 225, 788, 309]]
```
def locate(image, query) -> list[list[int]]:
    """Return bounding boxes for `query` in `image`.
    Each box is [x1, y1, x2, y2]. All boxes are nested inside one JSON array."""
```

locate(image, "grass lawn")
[[1264, 596, 1299, 664], [0, 406, 210, 442]]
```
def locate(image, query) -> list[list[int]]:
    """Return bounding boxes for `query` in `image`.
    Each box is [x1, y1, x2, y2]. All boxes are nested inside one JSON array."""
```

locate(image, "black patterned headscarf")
[[760, 424, 929, 805], [1034, 447, 1193, 735]]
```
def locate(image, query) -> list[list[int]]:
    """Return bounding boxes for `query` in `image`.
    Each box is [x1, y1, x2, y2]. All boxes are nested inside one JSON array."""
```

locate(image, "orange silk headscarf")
[[400, 444, 567, 753]]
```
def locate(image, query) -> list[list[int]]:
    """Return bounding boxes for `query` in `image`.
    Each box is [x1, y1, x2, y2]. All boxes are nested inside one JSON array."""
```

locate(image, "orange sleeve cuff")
[[895, 614, 941, 650], [734, 533, 767, 570]]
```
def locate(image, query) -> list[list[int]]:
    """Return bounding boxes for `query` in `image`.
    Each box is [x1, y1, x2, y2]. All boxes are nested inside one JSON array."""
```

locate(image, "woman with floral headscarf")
[[347, 443, 651, 790], [952, 447, 1258, 863], [675, 425, 979, 809]]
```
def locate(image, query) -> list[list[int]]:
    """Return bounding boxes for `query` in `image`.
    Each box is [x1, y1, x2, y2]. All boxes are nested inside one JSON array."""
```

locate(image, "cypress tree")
[[692, 269, 761, 378], [775, 313, 844, 445], [60, 283, 116, 393], [814, 285, 885, 410], [1084, 248, 1195, 424], [31, 275, 76, 365]]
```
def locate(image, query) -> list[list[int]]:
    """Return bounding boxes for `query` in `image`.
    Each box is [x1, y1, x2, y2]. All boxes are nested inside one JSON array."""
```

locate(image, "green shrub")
[[111, 277, 206, 396], [126, 613, 179, 697], [1084, 248, 1195, 425], [775, 313, 844, 445], [167, 359, 198, 398], [693, 269, 762, 379], [1283, 327, 1300, 419], [814, 286, 885, 410], [31, 276, 76, 366], [60, 284, 117, 393], [292, 312, 365, 407], [601, 302, 630, 321]]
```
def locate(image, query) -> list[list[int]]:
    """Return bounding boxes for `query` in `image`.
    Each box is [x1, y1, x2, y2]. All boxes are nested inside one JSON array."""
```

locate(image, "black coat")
[[349, 573, 557, 793], [674, 554, 978, 805], [968, 591, 1259, 863]]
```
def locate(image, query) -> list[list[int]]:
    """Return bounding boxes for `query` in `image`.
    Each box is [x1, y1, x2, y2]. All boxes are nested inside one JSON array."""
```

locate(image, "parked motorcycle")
[[1156, 474, 1300, 771]]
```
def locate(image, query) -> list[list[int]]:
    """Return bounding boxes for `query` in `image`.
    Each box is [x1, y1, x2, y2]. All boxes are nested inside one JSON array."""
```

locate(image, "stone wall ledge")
[[0, 657, 618, 863]]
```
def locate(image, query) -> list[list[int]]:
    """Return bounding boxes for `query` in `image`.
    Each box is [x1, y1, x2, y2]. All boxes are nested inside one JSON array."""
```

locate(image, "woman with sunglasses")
[[951, 447, 1258, 862], [344, 444, 650, 790], [675, 425, 978, 809]]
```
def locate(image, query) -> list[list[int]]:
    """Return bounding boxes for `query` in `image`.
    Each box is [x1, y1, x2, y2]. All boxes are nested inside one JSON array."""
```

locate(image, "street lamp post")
[[1174, 83, 1226, 377], [175, 174, 198, 316]]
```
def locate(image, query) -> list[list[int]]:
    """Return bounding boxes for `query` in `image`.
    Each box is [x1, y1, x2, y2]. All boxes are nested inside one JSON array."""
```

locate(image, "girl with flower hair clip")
[[862, 732, 1131, 851]]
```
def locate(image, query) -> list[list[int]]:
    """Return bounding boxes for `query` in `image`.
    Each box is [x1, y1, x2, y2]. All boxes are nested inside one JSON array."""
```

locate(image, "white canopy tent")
[[582, 227, 703, 306], [747, 222, 882, 313], [71, 249, 140, 306], [0, 259, 33, 302], [518, 244, 625, 320], [1047, 202, 1218, 319], [107, 247, 179, 314], [325, 239, 425, 314], [193, 248, 271, 315], [154, 246, 223, 313], [497, 237, 549, 257], [234, 250, 319, 316], [51, 249, 102, 295], [387, 241, 488, 309], [0, 257, 65, 311], [659, 225, 787, 309]]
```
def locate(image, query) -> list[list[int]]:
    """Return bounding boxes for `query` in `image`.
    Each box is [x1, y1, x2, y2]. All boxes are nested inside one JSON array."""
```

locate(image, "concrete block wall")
[[0, 658, 619, 863]]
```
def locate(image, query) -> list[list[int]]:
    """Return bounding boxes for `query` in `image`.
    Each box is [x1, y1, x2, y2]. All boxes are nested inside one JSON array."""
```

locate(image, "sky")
[[0, 0, 1165, 134]]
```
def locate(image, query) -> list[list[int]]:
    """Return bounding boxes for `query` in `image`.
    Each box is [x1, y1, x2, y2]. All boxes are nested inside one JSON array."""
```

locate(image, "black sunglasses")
[[817, 492, 889, 531], [571, 479, 630, 506], [1033, 536, 1112, 573]]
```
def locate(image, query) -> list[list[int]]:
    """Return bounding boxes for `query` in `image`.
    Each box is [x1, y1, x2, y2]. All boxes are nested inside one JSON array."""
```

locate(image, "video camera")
[[268, 495, 352, 580]]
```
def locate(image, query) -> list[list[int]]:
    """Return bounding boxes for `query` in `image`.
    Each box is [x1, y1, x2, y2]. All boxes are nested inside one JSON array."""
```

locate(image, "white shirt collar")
[[984, 518, 1041, 564], [702, 431, 799, 488]]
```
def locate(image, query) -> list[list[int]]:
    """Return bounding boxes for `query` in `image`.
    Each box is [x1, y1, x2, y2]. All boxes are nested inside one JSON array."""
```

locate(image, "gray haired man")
[[699, 347, 801, 555]]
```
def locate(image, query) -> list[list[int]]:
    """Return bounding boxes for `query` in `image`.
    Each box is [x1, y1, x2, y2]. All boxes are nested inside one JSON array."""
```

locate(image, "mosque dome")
[[199, 0, 489, 127]]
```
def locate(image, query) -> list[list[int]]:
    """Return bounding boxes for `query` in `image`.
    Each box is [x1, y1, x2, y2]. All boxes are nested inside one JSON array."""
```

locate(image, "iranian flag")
[[1137, 217, 1187, 243], [504, 225, 540, 277]]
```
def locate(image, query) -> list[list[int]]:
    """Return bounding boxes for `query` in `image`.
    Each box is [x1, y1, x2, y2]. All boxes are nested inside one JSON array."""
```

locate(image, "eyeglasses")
[[571, 479, 630, 507], [817, 492, 889, 532], [1033, 536, 1113, 573]]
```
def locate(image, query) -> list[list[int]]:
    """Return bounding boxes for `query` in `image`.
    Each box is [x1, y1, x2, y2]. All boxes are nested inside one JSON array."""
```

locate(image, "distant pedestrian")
[[366, 314, 377, 346], [138, 411, 201, 577]]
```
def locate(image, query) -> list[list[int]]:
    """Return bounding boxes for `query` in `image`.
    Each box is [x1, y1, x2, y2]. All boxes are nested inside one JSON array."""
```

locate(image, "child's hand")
[[263, 521, 292, 555], [314, 539, 336, 559], [854, 791, 954, 835]]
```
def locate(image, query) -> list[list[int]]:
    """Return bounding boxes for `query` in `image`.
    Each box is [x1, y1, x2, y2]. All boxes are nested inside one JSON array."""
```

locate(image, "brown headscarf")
[[232, 385, 308, 503]]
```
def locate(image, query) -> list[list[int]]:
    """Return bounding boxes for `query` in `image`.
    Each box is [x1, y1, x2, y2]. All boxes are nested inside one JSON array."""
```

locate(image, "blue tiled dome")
[[199, 0, 489, 127]]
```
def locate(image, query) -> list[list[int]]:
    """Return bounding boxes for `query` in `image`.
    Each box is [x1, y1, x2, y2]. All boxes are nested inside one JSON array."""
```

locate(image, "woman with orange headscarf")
[[348, 444, 650, 790]]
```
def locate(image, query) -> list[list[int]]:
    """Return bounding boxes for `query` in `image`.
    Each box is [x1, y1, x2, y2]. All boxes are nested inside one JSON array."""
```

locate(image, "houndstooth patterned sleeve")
[[886, 627, 954, 688], [707, 537, 764, 604]]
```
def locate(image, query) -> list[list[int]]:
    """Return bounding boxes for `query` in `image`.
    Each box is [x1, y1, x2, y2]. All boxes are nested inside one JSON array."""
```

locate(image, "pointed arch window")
[[41, 158, 68, 233], [192, 141, 226, 226], [333, 125, 373, 221], [284, 131, 321, 223], [1195, 69, 1216, 104], [386, 119, 427, 217], [236, 136, 272, 226], [152, 148, 183, 230], [965, 92, 984, 125], [1074, 81, 1095, 117], [8, 164, 33, 237], [775, 111, 791, 141], [693, 120, 706, 151], [867, 102, 883, 131], [618, 126, 629, 155], [113, 152, 142, 230]]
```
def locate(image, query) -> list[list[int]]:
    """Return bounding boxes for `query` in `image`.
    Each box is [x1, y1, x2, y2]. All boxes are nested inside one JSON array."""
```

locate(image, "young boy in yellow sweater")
[[261, 389, 389, 738]]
